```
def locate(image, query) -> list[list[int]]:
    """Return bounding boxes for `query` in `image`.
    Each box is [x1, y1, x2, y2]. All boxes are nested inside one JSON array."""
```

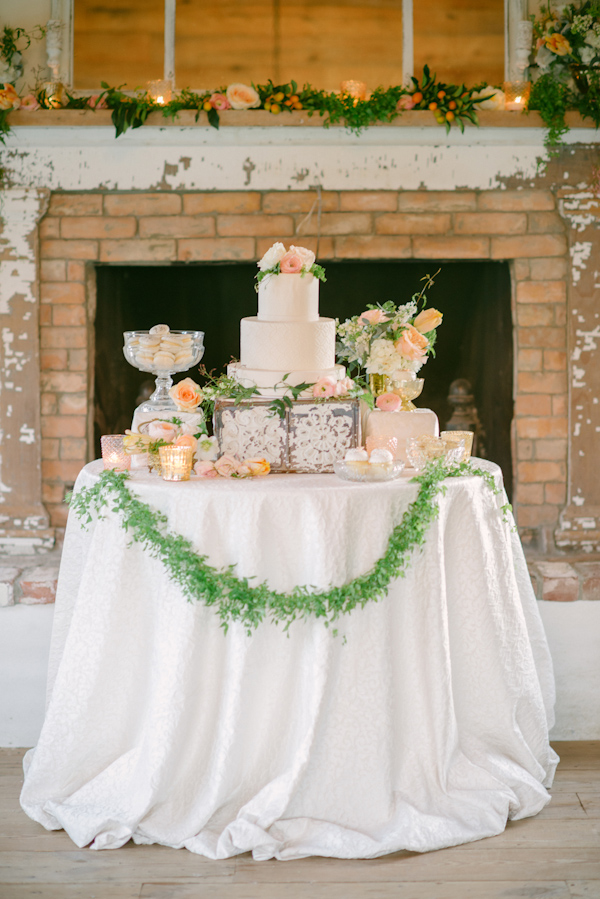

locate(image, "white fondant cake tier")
[[240, 317, 336, 371], [257, 272, 318, 322], [365, 408, 439, 465], [228, 361, 346, 396]]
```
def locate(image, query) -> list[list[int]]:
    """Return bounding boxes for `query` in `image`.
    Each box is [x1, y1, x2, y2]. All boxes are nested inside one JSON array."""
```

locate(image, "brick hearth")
[[38, 187, 569, 546]]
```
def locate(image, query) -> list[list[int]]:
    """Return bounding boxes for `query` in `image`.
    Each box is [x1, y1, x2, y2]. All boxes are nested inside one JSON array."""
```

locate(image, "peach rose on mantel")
[[226, 83, 261, 110], [169, 377, 203, 412], [394, 325, 429, 361], [148, 420, 179, 443], [210, 92, 231, 111], [19, 93, 40, 111], [279, 251, 304, 274], [0, 83, 20, 110], [413, 308, 443, 333]]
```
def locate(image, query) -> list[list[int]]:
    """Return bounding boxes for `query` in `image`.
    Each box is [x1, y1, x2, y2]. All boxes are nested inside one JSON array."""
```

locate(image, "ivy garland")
[[67, 462, 511, 634]]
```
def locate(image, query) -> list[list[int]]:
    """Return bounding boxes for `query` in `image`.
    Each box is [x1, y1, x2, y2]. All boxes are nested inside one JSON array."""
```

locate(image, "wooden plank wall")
[[73, 0, 505, 92]]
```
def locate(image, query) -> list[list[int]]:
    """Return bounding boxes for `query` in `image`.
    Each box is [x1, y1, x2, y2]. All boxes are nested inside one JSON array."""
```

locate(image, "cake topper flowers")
[[335, 269, 443, 378], [255, 242, 326, 289]]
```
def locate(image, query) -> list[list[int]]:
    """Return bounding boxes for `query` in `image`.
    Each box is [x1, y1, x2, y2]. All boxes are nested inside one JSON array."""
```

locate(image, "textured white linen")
[[21, 460, 558, 860]]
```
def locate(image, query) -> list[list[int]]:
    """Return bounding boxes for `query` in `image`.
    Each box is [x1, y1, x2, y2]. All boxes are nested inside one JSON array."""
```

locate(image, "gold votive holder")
[[369, 373, 391, 397], [503, 81, 531, 111], [366, 435, 398, 458], [147, 79, 173, 105], [101, 435, 131, 471], [389, 377, 424, 411], [159, 445, 193, 481], [441, 430, 474, 461], [340, 80, 367, 101], [43, 81, 65, 108]]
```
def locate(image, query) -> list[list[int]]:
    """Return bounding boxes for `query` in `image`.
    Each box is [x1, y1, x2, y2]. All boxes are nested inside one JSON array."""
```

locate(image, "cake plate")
[[123, 330, 205, 415]]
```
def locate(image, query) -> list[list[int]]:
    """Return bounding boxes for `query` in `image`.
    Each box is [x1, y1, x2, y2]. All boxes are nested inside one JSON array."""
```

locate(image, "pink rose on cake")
[[169, 377, 203, 412], [258, 242, 287, 271], [394, 325, 429, 362], [226, 83, 261, 109], [359, 309, 389, 325], [289, 245, 316, 270], [312, 377, 337, 398], [279, 250, 304, 274], [334, 377, 355, 397], [148, 420, 179, 443]]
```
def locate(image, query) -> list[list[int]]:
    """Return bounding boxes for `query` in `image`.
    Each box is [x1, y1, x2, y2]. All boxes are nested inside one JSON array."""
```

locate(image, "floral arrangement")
[[533, 1, 600, 77], [256, 242, 326, 287], [123, 416, 212, 465], [335, 271, 443, 379], [529, 1, 600, 145], [195, 454, 270, 479]]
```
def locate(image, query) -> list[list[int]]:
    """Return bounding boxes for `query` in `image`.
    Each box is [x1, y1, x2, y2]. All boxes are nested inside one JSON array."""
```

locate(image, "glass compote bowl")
[[389, 377, 424, 411], [123, 330, 204, 414], [406, 435, 465, 471]]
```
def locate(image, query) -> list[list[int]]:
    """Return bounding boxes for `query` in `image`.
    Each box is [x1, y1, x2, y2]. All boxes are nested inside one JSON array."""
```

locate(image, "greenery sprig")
[[67, 460, 509, 634]]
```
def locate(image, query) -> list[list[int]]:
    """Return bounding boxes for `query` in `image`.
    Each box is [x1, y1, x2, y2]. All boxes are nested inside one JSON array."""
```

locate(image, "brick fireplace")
[[1, 114, 600, 556]]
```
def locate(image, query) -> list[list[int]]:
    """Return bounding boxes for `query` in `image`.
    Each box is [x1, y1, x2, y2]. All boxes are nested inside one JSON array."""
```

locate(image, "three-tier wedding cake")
[[227, 243, 346, 396]]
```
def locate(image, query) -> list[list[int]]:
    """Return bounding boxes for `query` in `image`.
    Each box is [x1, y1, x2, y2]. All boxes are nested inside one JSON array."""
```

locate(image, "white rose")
[[289, 245, 316, 270], [226, 83, 261, 110], [472, 87, 506, 110], [258, 242, 287, 271]]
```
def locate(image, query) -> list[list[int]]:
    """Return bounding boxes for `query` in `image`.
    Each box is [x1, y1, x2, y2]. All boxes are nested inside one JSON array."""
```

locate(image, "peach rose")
[[148, 420, 179, 443], [169, 377, 203, 411], [174, 434, 198, 453], [226, 83, 261, 110], [545, 33, 571, 56], [0, 84, 20, 110], [376, 392, 402, 412], [413, 308, 443, 333], [214, 454, 240, 477], [88, 94, 108, 109], [289, 245, 315, 270], [359, 309, 389, 325], [394, 325, 429, 361], [279, 251, 303, 274], [19, 93, 40, 111], [397, 94, 415, 110], [244, 458, 270, 476], [210, 92, 231, 110], [313, 377, 337, 398], [195, 460, 218, 478]]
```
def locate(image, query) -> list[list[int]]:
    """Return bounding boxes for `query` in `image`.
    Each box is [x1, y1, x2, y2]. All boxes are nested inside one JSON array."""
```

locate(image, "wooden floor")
[[1, 742, 598, 899]]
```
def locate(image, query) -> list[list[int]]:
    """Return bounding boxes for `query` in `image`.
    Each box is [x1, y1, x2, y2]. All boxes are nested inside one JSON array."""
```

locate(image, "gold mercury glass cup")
[[389, 378, 424, 411], [441, 430, 474, 461], [159, 445, 194, 481]]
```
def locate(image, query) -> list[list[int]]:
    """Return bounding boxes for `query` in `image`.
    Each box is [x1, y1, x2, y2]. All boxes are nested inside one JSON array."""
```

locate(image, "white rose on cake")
[[289, 245, 316, 271], [258, 242, 287, 271]]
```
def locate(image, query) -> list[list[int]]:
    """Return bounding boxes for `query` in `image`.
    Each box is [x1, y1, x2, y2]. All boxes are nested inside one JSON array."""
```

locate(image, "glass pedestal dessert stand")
[[123, 330, 205, 415]]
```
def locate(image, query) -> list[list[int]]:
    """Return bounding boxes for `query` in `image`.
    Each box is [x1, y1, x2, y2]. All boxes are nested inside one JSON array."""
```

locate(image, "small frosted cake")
[[344, 447, 370, 473], [365, 408, 439, 465]]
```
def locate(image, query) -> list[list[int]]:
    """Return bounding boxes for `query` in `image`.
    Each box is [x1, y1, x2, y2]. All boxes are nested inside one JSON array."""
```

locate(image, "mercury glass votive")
[[159, 445, 193, 481], [147, 79, 173, 105], [441, 430, 474, 461], [101, 435, 131, 471], [43, 81, 65, 108], [503, 81, 531, 111], [340, 80, 367, 101]]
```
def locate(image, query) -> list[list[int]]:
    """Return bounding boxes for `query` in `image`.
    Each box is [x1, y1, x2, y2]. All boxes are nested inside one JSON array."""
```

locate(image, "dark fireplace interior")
[[94, 260, 513, 494]]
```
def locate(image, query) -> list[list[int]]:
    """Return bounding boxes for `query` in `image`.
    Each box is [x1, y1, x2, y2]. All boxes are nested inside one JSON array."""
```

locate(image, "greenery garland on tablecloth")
[[67, 461, 512, 634]]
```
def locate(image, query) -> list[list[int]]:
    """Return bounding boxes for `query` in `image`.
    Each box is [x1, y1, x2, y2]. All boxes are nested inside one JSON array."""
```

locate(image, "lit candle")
[[503, 81, 531, 111], [147, 79, 173, 105], [159, 445, 193, 481], [340, 80, 367, 102], [101, 435, 131, 471]]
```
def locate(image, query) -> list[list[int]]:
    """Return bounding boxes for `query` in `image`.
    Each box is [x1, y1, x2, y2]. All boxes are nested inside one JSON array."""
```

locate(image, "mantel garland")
[[67, 462, 512, 634]]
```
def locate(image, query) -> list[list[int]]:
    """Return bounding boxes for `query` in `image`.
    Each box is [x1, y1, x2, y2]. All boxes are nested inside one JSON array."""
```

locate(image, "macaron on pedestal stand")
[[123, 325, 205, 433]]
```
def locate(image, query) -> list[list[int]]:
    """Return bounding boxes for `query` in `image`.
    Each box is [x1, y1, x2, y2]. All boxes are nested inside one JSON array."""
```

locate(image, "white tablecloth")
[[21, 460, 558, 860]]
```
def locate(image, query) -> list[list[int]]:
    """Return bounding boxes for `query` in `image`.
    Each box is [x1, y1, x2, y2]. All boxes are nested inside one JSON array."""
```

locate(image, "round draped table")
[[21, 460, 558, 860]]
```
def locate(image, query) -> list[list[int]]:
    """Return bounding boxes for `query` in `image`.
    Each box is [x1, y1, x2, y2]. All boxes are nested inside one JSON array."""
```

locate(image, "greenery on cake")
[[255, 243, 326, 288], [335, 269, 443, 378], [67, 460, 512, 634]]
